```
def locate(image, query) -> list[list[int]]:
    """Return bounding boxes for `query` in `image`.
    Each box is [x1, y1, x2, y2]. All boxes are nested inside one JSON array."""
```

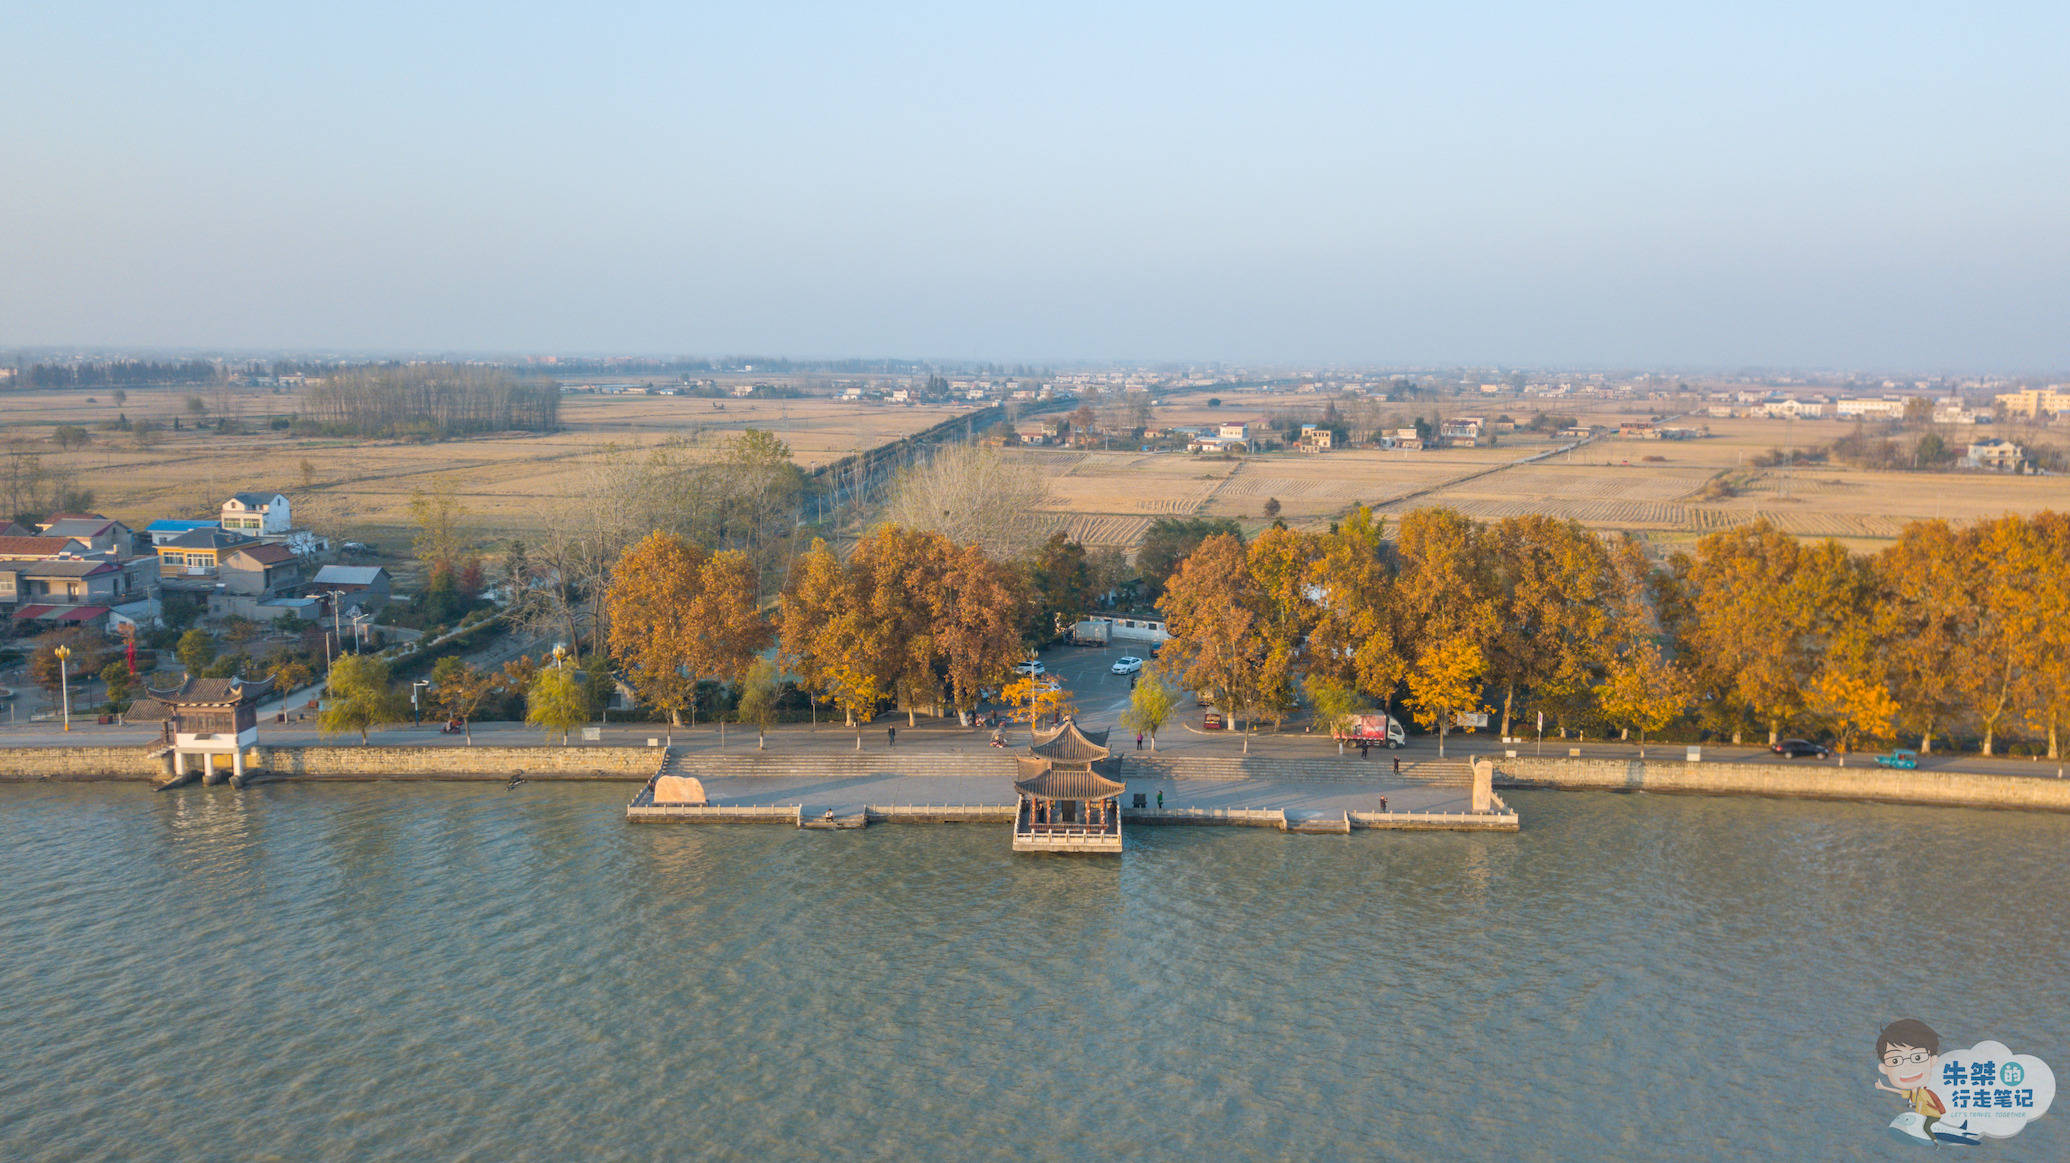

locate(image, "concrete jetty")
[[623, 748, 1519, 834]]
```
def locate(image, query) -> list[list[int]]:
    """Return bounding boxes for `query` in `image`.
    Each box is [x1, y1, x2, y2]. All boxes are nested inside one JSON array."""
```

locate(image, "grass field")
[[7, 384, 2066, 562], [1008, 401, 2070, 553], [0, 386, 970, 555]]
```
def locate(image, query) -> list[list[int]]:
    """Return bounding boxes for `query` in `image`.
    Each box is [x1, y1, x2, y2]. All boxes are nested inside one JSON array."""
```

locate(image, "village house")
[[310, 564, 392, 612], [1298, 424, 1334, 452], [1965, 438, 2026, 473], [1759, 398, 1827, 419], [220, 492, 292, 536], [37, 514, 133, 553], [219, 543, 305, 597], [1833, 397, 1910, 420], [0, 534, 90, 561], [1440, 417, 1485, 445], [144, 519, 220, 547], [157, 528, 257, 581], [1933, 400, 1994, 425]]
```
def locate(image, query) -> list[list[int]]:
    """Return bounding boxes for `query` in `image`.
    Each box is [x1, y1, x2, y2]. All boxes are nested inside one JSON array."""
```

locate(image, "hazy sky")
[[4, 1, 2067, 369]]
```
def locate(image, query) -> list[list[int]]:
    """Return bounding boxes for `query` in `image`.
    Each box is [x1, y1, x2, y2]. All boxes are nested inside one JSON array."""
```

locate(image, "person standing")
[[887, 726, 896, 747], [1393, 756, 1401, 776]]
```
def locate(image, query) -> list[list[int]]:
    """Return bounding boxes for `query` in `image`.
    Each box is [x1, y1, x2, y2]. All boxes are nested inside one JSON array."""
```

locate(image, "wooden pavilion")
[[126, 674, 275, 785], [1013, 717, 1124, 854]]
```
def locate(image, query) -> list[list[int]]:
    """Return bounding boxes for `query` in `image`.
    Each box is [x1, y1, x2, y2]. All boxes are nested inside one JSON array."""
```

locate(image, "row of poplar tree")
[[1157, 507, 2070, 758], [597, 506, 2070, 759]]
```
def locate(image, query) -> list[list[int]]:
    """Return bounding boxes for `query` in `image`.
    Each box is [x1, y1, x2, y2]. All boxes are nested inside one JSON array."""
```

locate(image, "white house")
[[1760, 399, 1826, 419], [1966, 439, 2025, 472], [221, 492, 292, 536], [1834, 397, 1909, 420]]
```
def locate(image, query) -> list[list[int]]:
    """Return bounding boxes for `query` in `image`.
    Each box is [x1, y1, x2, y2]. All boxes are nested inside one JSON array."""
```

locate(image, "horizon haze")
[[4, 1, 2067, 370]]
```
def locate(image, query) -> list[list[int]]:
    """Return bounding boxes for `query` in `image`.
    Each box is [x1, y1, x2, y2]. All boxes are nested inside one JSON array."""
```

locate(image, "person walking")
[[1156, 789, 1164, 810], [1358, 740, 1369, 759], [1393, 756, 1401, 776], [1136, 732, 1143, 749], [887, 726, 897, 747]]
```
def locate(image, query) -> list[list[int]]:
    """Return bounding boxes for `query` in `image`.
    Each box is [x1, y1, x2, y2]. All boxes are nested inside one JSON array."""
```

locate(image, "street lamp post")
[[54, 644, 72, 732], [326, 589, 346, 657], [412, 680, 430, 728]]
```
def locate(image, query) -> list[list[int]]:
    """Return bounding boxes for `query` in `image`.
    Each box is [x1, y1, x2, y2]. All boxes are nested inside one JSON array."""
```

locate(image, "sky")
[[3, 1, 2067, 370]]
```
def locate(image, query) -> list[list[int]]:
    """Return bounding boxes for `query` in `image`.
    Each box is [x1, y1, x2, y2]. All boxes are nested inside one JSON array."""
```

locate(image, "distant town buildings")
[[1995, 387, 2070, 419]]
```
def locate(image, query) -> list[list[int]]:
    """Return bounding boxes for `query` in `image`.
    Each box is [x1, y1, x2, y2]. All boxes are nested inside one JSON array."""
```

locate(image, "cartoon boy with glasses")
[[1875, 1019, 1954, 1142]]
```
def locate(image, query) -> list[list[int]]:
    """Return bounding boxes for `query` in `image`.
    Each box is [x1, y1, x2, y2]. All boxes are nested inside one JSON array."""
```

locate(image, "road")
[[4, 638, 2066, 781]]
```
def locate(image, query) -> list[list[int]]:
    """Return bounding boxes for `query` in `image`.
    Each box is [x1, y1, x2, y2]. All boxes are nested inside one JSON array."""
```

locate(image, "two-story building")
[[1966, 439, 2026, 473], [36, 514, 133, 553], [1298, 424, 1334, 452], [145, 519, 222, 547], [1441, 418, 1486, 444], [220, 492, 292, 536], [220, 543, 305, 597], [157, 528, 257, 581]]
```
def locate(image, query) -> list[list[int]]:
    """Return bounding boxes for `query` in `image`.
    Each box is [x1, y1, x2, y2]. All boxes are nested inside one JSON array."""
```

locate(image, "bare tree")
[[882, 444, 1053, 558]]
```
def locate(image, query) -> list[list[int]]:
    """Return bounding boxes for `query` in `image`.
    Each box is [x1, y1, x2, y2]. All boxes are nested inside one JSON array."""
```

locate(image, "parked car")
[[1771, 739, 1830, 759], [1874, 749, 1920, 770], [1110, 656, 1143, 675], [1014, 660, 1046, 676]]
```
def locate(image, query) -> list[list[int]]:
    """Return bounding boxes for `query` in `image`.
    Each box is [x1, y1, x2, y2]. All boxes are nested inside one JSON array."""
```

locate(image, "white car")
[[1110, 656, 1143, 675], [1014, 659, 1046, 676]]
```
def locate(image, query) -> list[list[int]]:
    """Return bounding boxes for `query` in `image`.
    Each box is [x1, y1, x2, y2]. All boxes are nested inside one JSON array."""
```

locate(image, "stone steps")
[[1116, 755, 1471, 785], [656, 750, 1471, 786]]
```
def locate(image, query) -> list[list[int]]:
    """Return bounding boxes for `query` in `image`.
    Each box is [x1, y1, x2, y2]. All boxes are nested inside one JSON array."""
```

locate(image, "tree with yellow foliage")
[[778, 538, 851, 727], [1593, 639, 1693, 757], [826, 661, 887, 751], [607, 533, 770, 741], [1872, 520, 1971, 753], [605, 531, 705, 739], [1393, 509, 1497, 758], [1002, 674, 1075, 730], [1159, 532, 1268, 751]]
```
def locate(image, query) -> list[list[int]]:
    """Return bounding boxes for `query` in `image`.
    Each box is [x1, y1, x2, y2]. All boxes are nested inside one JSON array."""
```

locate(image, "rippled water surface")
[[2, 784, 2065, 1160]]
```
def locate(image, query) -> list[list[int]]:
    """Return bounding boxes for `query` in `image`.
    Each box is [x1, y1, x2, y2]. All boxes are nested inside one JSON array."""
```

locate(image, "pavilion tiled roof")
[[1029, 718, 1111, 764], [144, 675, 276, 705], [1013, 758, 1126, 801], [122, 698, 172, 723]]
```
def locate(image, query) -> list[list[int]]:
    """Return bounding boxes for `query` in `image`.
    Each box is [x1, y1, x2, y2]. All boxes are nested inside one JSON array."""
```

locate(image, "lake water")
[[1, 784, 2064, 1160]]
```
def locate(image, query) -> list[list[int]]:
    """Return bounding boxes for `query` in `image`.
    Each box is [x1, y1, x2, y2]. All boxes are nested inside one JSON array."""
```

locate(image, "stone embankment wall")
[[262, 746, 662, 780], [0, 745, 663, 782], [0, 747, 165, 781], [1491, 756, 2070, 813]]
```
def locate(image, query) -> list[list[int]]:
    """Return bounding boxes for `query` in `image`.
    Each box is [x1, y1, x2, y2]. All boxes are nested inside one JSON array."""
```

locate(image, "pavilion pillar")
[[202, 752, 217, 785], [173, 750, 186, 777], [233, 748, 245, 781]]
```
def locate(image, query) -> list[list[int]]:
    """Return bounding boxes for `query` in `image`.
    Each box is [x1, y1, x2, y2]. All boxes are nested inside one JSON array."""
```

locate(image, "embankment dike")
[[1490, 756, 2070, 813], [4, 745, 2068, 814], [0, 746, 663, 782]]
